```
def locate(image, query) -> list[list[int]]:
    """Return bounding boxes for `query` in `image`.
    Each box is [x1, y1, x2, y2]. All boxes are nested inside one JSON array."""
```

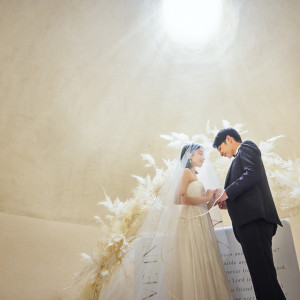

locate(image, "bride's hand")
[[207, 197, 215, 210], [214, 188, 224, 199], [206, 189, 216, 201]]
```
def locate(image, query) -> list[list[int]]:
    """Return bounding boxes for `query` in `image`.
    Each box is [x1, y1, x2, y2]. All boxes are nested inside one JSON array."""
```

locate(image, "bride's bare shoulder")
[[182, 168, 197, 182], [183, 168, 192, 175], [181, 168, 191, 181]]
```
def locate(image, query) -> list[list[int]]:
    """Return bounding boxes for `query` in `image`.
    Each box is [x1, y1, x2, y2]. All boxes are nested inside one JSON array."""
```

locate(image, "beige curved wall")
[[0, 0, 299, 299]]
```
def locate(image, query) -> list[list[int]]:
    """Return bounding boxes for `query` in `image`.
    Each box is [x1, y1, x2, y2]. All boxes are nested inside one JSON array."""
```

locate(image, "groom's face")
[[217, 136, 235, 158]]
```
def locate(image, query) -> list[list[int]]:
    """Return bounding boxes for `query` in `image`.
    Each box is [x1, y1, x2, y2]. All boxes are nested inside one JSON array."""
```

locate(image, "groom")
[[213, 128, 286, 300]]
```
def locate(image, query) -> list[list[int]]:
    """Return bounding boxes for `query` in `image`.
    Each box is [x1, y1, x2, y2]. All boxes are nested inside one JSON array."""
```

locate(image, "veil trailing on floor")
[[93, 144, 229, 300]]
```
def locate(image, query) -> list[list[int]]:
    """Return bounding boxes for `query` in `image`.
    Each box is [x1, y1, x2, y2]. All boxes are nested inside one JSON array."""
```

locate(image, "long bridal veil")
[[97, 145, 228, 300]]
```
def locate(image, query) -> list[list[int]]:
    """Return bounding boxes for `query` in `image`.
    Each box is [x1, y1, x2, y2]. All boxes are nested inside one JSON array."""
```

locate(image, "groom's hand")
[[218, 201, 228, 210], [214, 190, 228, 206]]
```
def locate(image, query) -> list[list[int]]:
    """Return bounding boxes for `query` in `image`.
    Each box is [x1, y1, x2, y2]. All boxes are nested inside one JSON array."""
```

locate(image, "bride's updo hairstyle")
[[180, 143, 203, 169]]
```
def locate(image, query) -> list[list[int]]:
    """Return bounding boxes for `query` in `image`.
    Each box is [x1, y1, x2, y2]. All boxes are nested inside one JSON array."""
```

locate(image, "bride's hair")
[[180, 143, 203, 169]]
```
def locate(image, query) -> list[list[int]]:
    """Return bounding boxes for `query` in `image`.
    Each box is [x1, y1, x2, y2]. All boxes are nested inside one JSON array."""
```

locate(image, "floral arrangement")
[[74, 155, 171, 299], [75, 121, 300, 299]]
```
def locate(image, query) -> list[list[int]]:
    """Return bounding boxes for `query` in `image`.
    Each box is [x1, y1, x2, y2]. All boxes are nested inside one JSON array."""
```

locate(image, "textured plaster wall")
[[0, 212, 100, 299], [0, 0, 299, 299]]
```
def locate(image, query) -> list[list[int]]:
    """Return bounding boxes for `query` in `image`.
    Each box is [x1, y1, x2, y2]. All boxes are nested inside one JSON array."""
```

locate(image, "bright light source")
[[161, 0, 223, 46]]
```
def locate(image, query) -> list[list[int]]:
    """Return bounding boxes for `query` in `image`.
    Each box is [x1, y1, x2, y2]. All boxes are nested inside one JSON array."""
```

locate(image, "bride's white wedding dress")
[[176, 180, 232, 300], [98, 179, 232, 300]]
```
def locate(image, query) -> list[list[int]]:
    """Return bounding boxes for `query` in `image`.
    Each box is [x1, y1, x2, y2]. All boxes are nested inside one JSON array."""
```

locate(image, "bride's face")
[[191, 148, 205, 168]]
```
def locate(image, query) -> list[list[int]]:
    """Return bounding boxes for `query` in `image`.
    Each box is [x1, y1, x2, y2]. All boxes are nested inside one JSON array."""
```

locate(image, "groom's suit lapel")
[[224, 146, 242, 188], [225, 162, 234, 188], [224, 148, 241, 188]]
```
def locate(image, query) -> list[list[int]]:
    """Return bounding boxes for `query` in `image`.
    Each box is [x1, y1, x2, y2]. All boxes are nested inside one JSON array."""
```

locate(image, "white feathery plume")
[[141, 154, 156, 167], [221, 120, 248, 136], [80, 253, 92, 263], [222, 120, 231, 128], [259, 136, 285, 153], [206, 120, 219, 137], [132, 175, 146, 185], [97, 190, 125, 218], [159, 134, 173, 141], [97, 190, 113, 211], [163, 159, 173, 169], [160, 132, 191, 148]]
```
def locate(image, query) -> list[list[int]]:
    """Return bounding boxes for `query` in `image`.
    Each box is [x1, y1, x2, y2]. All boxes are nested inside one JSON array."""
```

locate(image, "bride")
[[98, 143, 232, 300]]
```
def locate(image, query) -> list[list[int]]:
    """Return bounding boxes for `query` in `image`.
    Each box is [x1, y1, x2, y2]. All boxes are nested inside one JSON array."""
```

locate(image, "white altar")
[[136, 219, 300, 300]]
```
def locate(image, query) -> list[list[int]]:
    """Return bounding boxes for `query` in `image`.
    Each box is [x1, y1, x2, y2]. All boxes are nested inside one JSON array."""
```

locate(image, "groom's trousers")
[[233, 219, 286, 300]]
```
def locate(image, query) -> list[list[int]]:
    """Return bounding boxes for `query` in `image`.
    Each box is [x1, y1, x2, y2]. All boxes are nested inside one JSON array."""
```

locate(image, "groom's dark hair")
[[213, 128, 242, 149]]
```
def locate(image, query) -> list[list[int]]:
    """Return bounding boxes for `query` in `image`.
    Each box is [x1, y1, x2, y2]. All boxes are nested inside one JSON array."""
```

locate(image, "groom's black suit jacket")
[[225, 140, 282, 227]]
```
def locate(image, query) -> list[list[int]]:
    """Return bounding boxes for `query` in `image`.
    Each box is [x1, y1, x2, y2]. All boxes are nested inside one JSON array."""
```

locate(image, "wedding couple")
[[99, 128, 286, 300]]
